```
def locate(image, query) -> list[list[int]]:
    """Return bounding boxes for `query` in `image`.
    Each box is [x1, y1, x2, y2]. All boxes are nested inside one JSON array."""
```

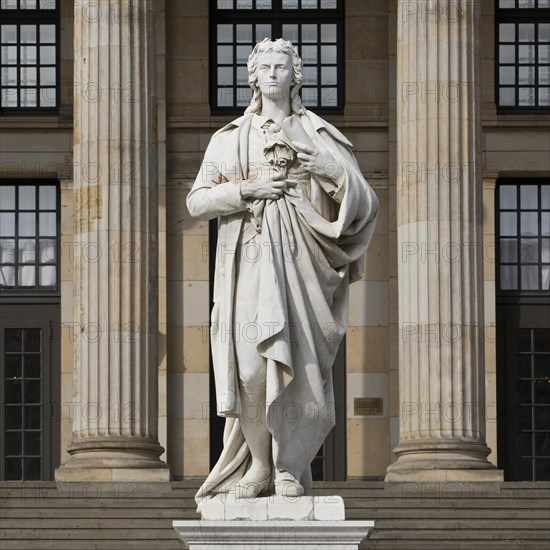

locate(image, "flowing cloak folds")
[[187, 110, 378, 506]]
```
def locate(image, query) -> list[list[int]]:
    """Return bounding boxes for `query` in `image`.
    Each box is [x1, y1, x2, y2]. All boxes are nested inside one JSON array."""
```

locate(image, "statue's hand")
[[293, 141, 343, 181], [241, 172, 287, 201]]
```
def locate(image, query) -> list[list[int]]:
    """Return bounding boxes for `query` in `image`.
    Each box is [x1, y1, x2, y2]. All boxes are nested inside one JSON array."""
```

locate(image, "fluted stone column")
[[386, 0, 502, 481], [56, 0, 169, 481]]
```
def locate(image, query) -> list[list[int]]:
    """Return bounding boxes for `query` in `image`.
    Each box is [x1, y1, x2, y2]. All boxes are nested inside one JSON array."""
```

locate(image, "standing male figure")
[[188, 39, 378, 504]]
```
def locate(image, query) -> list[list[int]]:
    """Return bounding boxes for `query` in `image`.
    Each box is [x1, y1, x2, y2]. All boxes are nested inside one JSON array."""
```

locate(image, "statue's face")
[[256, 51, 294, 102]]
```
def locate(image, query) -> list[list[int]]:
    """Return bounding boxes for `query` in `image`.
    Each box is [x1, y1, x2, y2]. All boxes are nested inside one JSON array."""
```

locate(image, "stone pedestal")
[[56, 0, 169, 482], [386, 0, 502, 482], [173, 496, 374, 549]]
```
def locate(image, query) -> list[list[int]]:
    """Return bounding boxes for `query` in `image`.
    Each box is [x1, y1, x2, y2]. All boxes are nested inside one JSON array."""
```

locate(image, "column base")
[[385, 439, 504, 482], [55, 436, 170, 482]]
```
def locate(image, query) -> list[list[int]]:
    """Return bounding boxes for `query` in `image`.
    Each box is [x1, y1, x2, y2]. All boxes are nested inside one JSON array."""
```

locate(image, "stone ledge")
[[173, 519, 374, 550], [199, 495, 345, 521]]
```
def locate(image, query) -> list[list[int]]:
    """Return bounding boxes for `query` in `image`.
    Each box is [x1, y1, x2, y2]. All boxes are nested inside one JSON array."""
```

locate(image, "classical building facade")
[[1, 0, 549, 486]]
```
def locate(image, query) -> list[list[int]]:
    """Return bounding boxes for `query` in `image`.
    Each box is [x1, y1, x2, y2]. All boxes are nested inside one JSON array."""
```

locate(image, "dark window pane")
[[24, 354, 40, 378], [500, 238, 518, 262], [24, 431, 41, 456], [5, 406, 22, 429], [5, 354, 21, 378], [542, 186, 550, 209], [534, 329, 550, 352], [535, 354, 550, 378], [520, 239, 538, 263], [24, 380, 40, 403], [517, 406, 533, 430], [535, 406, 550, 430], [534, 379, 550, 404], [24, 329, 40, 352], [5, 458, 22, 480], [501, 265, 518, 289], [6, 379, 22, 403], [535, 432, 550, 457], [542, 213, 550, 236], [5, 329, 22, 352], [534, 459, 550, 481], [24, 405, 41, 429], [517, 380, 533, 404], [24, 457, 40, 480], [521, 265, 539, 289], [6, 431, 22, 455], [517, 353, 533, 378], [518, 457, 534, 480], [516, 431, 533, 455]]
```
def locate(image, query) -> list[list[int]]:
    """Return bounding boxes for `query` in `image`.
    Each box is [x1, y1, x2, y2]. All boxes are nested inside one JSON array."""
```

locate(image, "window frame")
[[0, 179, 61, 297], [495, 1, 550, 114], [0, 303, 61, 481], [209, 0, 344, 115], [0, 0, 60, 115]]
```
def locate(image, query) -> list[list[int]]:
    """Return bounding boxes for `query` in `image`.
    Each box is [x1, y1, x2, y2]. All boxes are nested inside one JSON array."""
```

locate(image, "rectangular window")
[[0, 305, 60, 481], [496, 0, 550, 111], [497, 179, 550, 292], [211, 0, 343, 113], [0, 0, 59, 113], [0, 181, 59, 292]]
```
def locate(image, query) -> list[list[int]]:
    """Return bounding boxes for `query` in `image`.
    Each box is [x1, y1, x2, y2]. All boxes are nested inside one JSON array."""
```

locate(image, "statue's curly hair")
[[245, 38, 305, 115]]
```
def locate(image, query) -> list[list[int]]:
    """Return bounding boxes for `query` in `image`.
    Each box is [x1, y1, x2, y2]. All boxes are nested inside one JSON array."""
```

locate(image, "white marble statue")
[[188, 38, 378, 505]]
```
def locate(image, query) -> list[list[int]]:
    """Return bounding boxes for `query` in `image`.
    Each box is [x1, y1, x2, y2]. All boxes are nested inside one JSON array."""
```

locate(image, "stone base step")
[[0, 481, 548, 550]]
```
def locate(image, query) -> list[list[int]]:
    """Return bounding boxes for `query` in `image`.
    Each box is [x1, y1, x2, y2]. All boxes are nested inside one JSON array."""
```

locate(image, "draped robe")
[[186, 110, 378, 506]]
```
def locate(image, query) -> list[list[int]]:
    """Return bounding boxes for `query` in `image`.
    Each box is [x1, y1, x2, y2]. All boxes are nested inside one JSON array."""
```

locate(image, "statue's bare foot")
[[274, 470, 304, 497], [235, 464, 272, 499]]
